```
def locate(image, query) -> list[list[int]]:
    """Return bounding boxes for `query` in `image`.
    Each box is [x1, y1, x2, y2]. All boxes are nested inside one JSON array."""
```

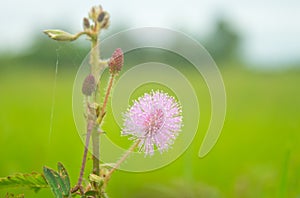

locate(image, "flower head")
[[122, 90, 183, 156]]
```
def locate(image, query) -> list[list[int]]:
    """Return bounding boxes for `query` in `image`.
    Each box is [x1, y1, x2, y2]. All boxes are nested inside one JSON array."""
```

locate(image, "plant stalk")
[[105, 140, 141, 182], [77, 121, 93, 186], [72, 107, 94, 193], [97, 74, 115, 124], [90, 38, 101, 178]]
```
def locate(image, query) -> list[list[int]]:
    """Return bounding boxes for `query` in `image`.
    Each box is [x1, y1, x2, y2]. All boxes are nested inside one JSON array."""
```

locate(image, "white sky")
[[0, 0, 300, 66]]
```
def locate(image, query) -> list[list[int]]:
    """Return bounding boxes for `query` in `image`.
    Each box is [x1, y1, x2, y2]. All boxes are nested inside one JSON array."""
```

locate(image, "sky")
[[0, 0, 299, 66]]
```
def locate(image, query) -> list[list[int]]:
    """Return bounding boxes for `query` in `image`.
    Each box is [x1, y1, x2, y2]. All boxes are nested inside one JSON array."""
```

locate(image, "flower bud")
[[89, 174, 103, 184], [89, 5, 103, 21], [83, 17, 90, 30], [82, 74, 96, 96], [43, 29, 75, 41], [97, 12, 105, 23], [102, 12, 110, 29], [108, 48, 124, 75]]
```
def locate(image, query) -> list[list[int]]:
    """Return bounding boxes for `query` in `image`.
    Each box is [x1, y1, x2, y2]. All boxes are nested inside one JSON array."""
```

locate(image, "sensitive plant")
[[0, 5, 183, 198]]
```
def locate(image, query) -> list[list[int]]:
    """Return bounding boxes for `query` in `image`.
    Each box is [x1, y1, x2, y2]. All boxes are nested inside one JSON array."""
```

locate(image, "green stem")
[[90, 38, 101, 179], [71, 31, 96, 41], [90, 39, 100, 78], [92, 130, 100, 176], [91, 74, 115, 191]]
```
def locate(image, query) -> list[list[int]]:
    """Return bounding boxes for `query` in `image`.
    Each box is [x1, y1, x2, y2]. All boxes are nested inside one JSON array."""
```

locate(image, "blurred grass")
[[0, 63, 300, 198]]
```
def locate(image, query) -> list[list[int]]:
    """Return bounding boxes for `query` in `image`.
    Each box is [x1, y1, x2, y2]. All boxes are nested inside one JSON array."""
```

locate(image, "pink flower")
[[122, 90, 183, 156]]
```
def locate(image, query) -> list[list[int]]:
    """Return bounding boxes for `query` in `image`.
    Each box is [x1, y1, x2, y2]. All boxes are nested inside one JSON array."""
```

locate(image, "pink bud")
[[108, 48, 124, 74], [82, 74, 96, 96]]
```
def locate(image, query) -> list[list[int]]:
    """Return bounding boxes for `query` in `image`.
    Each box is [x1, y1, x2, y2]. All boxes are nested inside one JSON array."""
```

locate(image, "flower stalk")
[[97, 74, 115, 124], [105, 140, 141, 182]]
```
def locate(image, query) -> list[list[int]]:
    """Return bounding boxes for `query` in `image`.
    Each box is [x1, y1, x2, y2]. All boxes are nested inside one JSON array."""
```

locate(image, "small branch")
[[43, 30, 95, 42], [72, 119, 94, 193], [78, 122, 93, 185], [72, 30, 97, 41], [72, 31, 88, 41]]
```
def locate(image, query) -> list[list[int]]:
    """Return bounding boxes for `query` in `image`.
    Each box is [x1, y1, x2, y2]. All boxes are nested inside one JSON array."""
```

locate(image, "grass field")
[[0, 65, 299, 197]]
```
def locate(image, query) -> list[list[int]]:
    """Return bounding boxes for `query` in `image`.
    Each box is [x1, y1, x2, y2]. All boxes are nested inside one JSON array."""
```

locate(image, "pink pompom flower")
[[122, 90, 183, 156]]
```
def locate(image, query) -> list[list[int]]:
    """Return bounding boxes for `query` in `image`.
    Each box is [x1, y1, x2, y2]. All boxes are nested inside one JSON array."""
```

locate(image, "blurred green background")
[[1, 1, 300, 197]]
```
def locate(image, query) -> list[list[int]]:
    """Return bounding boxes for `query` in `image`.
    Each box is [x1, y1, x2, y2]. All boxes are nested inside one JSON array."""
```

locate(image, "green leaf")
[[43, 163, 72, 198], [43, 166, 71, 198], [43, 166, 63, 198], [57, 162, 71, 194], [0, 172, 48, 191]]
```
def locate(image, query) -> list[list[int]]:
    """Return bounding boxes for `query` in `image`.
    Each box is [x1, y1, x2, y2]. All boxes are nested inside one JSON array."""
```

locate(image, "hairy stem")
[[90, 38, 101, 178], [92, 129, 100, 176], [77, 121, 93, 186], [97, 74, 115, 124], [101, 75, 115, 116], [90, 39, 100, 79], [92, 74, 115, 187], [105, 140, 141, 181], [72, 112, 94, 193], [72, 31, 92, 41]]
